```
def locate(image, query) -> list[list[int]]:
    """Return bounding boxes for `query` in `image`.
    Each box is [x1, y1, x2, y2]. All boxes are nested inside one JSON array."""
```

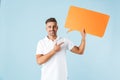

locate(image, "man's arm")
[[36, 42, 64, 65], [71, 29, 86, 55], [36, 50, 56, 65]]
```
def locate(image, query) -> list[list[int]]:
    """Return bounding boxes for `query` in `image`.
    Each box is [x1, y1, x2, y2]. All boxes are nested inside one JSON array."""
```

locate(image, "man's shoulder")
[[58, 37, 72, 42], [60, 37, 70, 40]]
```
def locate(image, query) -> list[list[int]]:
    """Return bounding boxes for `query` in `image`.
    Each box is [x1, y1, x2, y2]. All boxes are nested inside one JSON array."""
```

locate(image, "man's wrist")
[[51, 49, 57, 54], [82, 38, 86, 42], [82, 37, 86, 40]]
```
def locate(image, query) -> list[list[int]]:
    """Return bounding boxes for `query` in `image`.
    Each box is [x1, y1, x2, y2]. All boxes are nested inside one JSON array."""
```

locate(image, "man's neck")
[[47, 35, 57, 41]]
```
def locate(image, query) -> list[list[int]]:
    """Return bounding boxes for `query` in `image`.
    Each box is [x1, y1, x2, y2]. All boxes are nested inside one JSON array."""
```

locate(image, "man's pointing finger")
[[58, 42, 64, 46]]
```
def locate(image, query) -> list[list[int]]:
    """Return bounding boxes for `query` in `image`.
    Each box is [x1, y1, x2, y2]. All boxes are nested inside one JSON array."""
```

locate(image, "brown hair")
[[45, 18, 57, 24]]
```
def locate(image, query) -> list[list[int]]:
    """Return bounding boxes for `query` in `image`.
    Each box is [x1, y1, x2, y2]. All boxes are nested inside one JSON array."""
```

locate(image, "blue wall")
[[0, 0, 120, 80]]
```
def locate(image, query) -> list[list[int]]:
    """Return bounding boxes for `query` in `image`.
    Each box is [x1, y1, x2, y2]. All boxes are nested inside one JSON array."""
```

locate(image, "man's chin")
[[49, 34, 56, 36]]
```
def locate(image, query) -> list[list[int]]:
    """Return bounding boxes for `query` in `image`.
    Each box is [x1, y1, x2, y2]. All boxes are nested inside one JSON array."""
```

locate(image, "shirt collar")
[[44, 36, 60, 42]]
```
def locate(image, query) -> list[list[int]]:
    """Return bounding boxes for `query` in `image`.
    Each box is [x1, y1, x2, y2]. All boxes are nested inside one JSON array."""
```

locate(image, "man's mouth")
[[50, 30, 55, 33]]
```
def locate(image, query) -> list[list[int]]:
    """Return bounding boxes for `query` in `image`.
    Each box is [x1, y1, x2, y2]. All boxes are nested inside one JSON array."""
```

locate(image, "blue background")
[[0, 0, 120, 80]]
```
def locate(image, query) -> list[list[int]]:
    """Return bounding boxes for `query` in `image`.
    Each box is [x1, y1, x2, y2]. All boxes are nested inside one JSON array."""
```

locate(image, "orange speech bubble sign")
[[65, 6, 110, 37]]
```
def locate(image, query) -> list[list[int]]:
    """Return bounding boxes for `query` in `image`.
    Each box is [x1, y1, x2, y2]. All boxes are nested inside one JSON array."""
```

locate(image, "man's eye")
[[48, 26, 51, 28], [53, 26, 56, 28]]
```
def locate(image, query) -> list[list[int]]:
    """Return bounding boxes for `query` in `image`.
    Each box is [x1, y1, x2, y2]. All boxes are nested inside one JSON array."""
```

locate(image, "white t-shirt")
[[36, 36, 75, 80]]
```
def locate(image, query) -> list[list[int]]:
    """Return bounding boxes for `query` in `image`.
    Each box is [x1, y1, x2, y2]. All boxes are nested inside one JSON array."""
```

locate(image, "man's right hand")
[[53, 42, 64, 53], [36, 42, 64, 65]]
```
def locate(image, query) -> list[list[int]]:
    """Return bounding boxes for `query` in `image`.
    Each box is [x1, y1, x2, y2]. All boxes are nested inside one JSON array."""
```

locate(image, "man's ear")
[[57, 25, 58, 30], [45, 26, 47, 30]]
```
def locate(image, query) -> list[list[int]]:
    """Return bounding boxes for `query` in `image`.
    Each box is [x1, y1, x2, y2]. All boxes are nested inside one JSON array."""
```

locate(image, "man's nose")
[[51, 27, 54, 30]]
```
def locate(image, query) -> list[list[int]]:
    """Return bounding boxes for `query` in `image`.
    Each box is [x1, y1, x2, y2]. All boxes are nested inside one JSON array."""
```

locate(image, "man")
[[36, 18, 86, 80]]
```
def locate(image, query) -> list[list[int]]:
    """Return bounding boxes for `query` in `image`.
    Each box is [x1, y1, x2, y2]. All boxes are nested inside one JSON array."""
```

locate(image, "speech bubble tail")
[[67, 29, 73, 33]]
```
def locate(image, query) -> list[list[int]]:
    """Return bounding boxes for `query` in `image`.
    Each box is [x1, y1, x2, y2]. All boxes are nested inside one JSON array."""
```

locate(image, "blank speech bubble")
[[65, 6, 110, 37]]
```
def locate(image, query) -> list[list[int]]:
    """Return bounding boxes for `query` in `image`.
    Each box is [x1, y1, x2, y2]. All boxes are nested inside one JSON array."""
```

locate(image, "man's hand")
[[81, 28, 86, 40], [36, 42, 64, 65], [53, 42, 64, 52]]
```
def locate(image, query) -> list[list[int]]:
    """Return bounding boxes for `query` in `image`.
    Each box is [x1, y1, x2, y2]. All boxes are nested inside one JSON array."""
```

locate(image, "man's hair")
[[45, 18, 57, 24]]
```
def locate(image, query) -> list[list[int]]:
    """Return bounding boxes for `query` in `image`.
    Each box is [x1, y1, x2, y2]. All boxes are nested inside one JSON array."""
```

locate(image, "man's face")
[[46, 22, 58, 36]]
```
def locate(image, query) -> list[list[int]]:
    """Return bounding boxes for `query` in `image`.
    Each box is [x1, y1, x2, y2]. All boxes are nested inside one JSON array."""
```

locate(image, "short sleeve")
[[36, 41, 44, 55], [65, 38, 75, 50]]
